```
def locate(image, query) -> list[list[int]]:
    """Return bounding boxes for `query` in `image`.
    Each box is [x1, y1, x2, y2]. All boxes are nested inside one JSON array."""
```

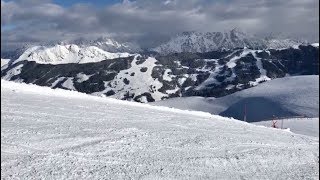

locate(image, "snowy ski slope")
[[253, 118, 319, 137], [1, 80, 319, 179], [152, 75, 319, 122]]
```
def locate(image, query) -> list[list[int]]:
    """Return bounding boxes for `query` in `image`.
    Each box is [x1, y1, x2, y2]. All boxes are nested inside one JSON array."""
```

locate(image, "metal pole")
[[244, 103, 247, 122]]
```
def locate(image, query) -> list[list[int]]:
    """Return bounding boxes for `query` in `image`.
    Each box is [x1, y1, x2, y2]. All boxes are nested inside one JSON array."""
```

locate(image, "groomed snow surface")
[[253, 118, 319, 137], [1, 80, 319, 179]]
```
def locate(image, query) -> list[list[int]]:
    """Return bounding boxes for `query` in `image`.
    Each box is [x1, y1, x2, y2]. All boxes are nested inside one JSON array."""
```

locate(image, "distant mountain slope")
[[151, 75, 319, 121], [13, 44, 133, 64], [1, 37, 141, 60], [2, 45, 318, 103], [1, 80, 318, 179], [153, 29, 307, 54], [70, 37, 142, 53]]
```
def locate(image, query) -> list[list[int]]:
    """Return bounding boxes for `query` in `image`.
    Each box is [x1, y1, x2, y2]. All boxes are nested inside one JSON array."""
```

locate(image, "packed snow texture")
[[152, 75, 319, 122], [14, 44, 132, 64], [1, 80, 319, 179], [253, 118, 319, 137]]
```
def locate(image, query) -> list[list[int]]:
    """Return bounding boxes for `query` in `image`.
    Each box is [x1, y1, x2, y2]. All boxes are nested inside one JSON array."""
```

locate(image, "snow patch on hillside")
[[62, 78, 76, 90], [76, 73, 92, 83], [2, 64, 23, 80], [51, 77, 66, 88], [97, 55, 167, 102], [250, 51, 271, 86]]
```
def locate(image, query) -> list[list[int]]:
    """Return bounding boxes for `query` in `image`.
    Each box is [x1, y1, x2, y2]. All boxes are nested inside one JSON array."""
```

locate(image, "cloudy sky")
[[1, 0, 319, 50]]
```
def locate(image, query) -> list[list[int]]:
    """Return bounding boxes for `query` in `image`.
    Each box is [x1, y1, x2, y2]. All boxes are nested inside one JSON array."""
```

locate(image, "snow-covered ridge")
[[154, 29, 308, 54], [15, 44, 134, 64], [70, 37, 142, 53], [266, 39, 304, 49]]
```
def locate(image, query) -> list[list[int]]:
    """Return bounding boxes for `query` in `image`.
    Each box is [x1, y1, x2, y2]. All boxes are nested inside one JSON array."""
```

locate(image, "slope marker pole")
[[243, 103, 247, 122]]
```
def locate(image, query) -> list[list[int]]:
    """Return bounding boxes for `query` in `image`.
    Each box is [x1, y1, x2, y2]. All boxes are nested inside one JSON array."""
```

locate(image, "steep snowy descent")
[[1, 80, 319, 179]]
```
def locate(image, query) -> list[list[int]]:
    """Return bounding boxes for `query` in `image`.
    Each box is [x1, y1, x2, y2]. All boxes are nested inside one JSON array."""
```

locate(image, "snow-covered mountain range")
[[153, 29, 308, 54], [14, 44, 133, 64], [2, 44, 318, 103], [1, 29, 318, 103], [69, 37, 142, 53], [1, 37, 141, 62], [1, 29, 314, 64], [1, 27, 318, 179]]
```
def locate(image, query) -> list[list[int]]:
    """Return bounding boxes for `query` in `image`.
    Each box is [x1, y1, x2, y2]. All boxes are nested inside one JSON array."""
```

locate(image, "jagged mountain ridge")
[[1, 37, 141, 60], [2, 44, 318, 103], [153, 29, 308, 54], [12, 44, 133, 64], [68, 37, 142, 53], [1, 29, 310, 62]]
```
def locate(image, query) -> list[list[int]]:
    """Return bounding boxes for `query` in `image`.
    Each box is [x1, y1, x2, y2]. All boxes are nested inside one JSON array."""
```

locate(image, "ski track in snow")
[[1, 80, 319, 179]]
